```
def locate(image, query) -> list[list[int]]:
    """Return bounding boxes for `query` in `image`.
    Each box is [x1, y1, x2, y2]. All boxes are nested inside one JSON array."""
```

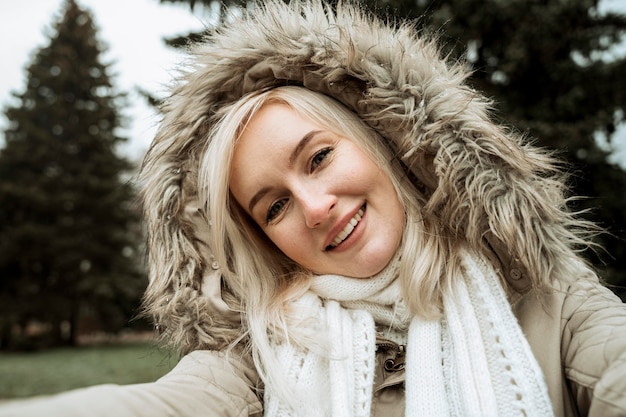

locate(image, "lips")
[[326, 205, 365, 250]]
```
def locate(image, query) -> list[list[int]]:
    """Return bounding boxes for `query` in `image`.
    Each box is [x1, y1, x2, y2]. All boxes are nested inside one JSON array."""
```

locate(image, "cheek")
[[264, 224, 307, 261], [350, 154, 383, 185]]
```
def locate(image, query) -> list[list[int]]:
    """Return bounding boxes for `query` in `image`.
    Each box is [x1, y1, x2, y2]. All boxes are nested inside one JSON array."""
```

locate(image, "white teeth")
[[330, 208, 364, 248]]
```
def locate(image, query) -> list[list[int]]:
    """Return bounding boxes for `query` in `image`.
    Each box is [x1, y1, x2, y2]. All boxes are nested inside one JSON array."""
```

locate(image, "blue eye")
[[266, 199, 287, 223], [311, 147, 333, 172]]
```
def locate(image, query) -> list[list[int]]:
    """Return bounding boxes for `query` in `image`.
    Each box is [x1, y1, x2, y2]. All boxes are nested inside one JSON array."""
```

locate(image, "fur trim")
[[138, 0, 596, 353]]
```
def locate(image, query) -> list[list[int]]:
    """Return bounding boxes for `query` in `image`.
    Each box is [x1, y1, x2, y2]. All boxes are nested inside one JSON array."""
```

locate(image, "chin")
[[355, 239, 402, 277], [350, 253, 396, 278]]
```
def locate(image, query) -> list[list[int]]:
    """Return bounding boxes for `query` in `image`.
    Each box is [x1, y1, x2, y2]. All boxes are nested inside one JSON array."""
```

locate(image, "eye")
[[310, 147, 333, 172], [266, 198, 287, 223]]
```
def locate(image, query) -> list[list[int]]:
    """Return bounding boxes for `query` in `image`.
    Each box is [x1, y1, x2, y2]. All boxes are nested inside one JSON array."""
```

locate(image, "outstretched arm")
[[0, 350, 262, 417]]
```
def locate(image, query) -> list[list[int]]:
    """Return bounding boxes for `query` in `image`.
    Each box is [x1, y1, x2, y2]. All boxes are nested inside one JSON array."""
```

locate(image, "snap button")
[[510, 268, 522, 280]]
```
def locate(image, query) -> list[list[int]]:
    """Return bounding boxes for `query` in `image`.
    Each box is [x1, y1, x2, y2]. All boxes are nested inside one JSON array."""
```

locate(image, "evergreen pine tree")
[[0, 0, 145, 349]]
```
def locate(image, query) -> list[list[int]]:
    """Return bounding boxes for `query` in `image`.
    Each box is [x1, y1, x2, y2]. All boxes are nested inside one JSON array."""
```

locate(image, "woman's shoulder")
[[171, 349, 261, 387], [511, 270, 626, 416]]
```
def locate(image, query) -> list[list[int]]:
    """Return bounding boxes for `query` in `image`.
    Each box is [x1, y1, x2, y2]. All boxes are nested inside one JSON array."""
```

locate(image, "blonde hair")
[[197, 86, 464, 394]]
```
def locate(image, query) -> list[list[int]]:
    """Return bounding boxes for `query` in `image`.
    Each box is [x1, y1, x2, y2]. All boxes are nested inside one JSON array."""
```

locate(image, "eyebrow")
[[247, 129, 323, 214], [289, 130, 322, 167], [248, 186, 271, 214]]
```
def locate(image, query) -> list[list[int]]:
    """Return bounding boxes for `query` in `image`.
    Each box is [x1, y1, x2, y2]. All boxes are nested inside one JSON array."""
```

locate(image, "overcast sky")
[[0, 0, 208, 161], [1, 0, 625, 166]]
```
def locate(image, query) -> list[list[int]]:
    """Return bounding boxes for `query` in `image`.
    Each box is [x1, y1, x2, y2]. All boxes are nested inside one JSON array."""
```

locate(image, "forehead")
[[234, 103, 318, 159], [242, 103, 310, 139]]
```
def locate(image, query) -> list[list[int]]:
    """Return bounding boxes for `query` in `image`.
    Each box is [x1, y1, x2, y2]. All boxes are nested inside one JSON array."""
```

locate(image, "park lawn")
[[0, 343, 177, 399]]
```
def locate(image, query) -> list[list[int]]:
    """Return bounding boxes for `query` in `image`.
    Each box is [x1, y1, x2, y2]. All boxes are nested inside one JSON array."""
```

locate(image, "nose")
[[296, 187, 337, 229]]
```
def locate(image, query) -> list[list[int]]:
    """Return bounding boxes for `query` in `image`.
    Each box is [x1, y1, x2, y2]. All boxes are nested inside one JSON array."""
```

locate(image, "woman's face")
[[229, 103, 405, 278]]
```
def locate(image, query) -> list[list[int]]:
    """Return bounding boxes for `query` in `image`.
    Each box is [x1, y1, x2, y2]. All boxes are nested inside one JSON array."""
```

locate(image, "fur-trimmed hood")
[[139, 0, 591, 353]]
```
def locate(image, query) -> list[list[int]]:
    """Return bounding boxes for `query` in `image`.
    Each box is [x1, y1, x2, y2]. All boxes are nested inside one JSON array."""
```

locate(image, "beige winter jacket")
[[1, 262, 625, 417]]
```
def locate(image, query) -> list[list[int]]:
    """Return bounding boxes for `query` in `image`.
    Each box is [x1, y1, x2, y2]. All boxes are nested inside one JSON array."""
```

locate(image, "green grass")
[[0, 343, 177, 399]]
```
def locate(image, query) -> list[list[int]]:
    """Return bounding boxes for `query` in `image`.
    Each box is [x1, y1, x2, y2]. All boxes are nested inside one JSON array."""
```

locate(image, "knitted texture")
[[263, 295, 376, 417], [264, 250, 554, 417], [310, 253, 410, 330]]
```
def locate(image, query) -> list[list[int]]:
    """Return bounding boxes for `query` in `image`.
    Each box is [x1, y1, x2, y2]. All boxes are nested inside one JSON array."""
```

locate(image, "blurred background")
[[1, 0, 625, 399]]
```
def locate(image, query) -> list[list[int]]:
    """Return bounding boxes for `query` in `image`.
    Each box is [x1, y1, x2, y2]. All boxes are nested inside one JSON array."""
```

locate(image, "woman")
[[203, 86, 556, 417], [2, 1, 625, 416]]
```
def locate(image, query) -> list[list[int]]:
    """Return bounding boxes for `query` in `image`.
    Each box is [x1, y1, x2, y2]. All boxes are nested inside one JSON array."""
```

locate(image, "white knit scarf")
[[263, 249, 554, 417]]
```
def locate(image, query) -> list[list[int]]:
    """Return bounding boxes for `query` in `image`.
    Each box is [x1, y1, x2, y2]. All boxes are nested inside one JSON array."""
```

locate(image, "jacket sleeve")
[[561, 277, 626, 417], [0, 350, 263, 417]]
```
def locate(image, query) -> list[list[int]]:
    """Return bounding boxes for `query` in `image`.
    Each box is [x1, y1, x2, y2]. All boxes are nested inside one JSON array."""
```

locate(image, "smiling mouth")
[[326, 205, 365, 250]]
